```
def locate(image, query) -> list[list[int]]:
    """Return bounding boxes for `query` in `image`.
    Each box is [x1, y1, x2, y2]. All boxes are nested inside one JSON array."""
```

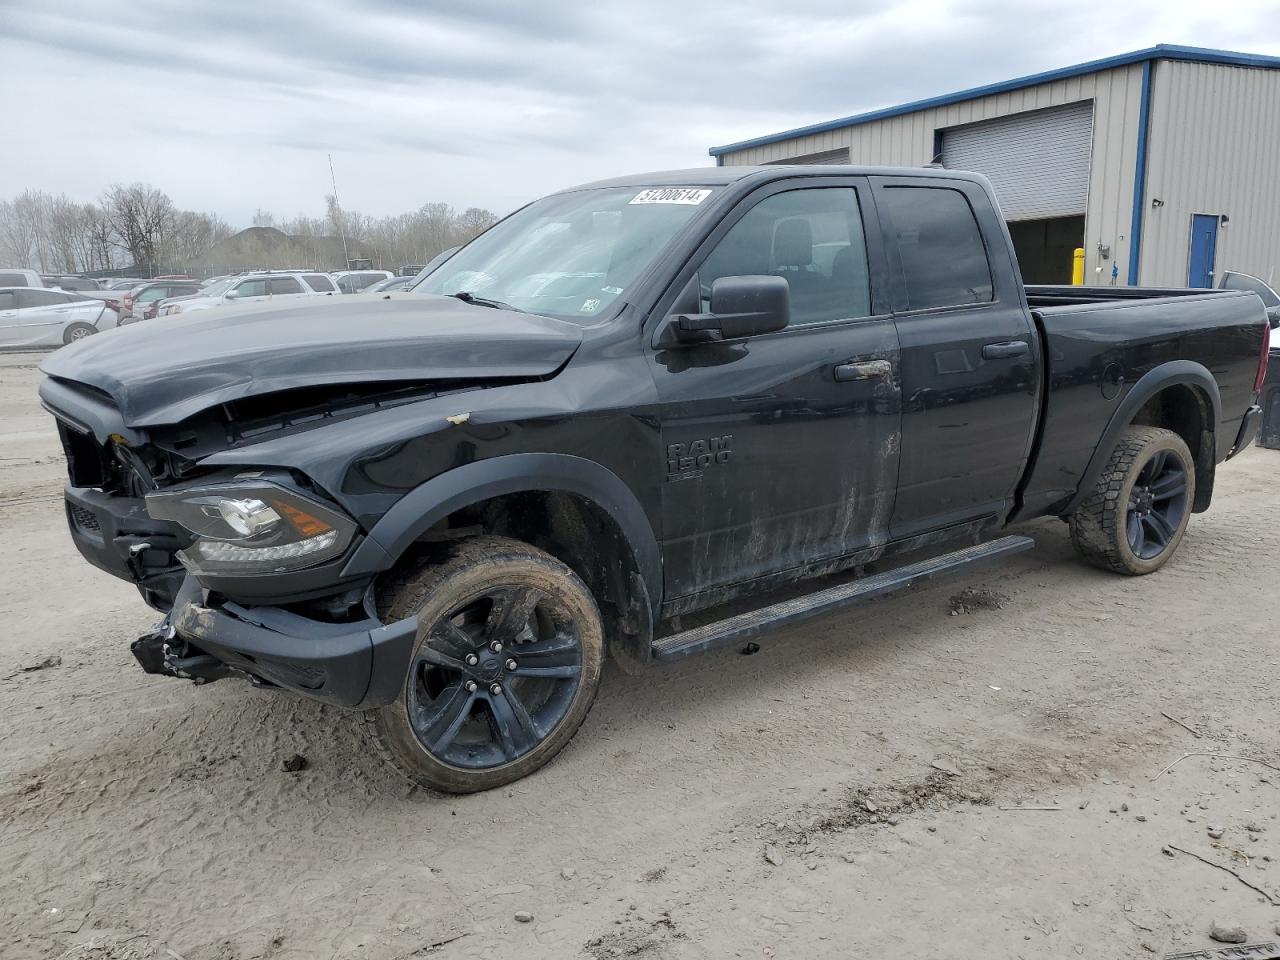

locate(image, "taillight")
[[1255, 321, 1271, 393]]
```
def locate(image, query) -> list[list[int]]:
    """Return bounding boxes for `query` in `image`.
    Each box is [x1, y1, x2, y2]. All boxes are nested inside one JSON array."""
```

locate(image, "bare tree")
[[102, 183, 175, 269], [252, 208, 275, 228]]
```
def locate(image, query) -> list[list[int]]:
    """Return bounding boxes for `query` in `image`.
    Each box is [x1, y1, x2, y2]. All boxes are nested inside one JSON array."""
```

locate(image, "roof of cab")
[[559, 165, 988, 193]]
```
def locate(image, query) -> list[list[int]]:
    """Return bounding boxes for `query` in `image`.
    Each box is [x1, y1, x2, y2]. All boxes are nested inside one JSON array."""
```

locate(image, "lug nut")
[[489, 682, 503, 695], [465, 653, 479, 666], [464, 680, 478, 693], [489, 640, 504, 653], [505, 658, 517, 671]]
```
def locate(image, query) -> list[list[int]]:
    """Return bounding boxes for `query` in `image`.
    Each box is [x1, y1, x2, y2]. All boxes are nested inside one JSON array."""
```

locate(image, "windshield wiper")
[[448, 290, 524, 312]]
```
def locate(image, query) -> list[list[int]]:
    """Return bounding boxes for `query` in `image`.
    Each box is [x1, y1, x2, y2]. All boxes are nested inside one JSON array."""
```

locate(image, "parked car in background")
[[104, 278, 149, 290], [1221, 271, 1280, 449], [405, 247, 458, 289], [333, 269, 393, 293], [0, 269, 45, 288], [0, 287, 118, 346], [159, 272, 333, 316], [42, 276, 102, 291], [127, 280, 205, 322], [364, 274, 415, 293]]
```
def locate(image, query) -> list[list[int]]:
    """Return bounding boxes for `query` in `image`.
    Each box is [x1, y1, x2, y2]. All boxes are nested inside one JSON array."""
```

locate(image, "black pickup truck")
[[40, 166, 1270, 792]]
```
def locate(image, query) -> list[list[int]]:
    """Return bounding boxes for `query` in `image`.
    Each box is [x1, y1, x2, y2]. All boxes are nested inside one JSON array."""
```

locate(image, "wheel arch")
[[342, 454, 661, 663], [1062, 361, 1221, 517]]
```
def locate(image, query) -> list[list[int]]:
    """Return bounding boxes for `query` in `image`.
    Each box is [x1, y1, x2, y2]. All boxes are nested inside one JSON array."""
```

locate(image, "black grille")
[[69, 503, 101, 532]]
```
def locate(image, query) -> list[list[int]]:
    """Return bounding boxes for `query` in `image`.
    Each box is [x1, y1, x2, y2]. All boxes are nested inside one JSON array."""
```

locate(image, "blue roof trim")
[[708, 44, 1280, 157]]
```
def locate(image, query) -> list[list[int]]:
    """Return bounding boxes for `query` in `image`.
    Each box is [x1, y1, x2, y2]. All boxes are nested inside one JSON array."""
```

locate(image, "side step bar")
[[651, 535, 1035, 661]]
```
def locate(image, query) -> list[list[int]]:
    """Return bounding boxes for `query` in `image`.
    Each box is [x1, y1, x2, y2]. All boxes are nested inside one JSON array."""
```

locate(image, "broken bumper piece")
[[137, 576, 419, 709]]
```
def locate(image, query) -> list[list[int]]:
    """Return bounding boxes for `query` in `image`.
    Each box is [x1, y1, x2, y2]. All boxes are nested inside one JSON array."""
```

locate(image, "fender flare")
[[1060, 360, 1221, 516], [341, 453, 662, 615]]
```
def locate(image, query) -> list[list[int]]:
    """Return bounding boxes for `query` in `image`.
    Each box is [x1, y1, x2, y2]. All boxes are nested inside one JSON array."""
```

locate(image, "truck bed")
[[1014, 286, 1268, 521]]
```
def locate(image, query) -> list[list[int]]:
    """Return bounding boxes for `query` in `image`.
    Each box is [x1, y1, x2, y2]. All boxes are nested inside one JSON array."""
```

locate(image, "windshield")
[[415, 185, 718, 320]]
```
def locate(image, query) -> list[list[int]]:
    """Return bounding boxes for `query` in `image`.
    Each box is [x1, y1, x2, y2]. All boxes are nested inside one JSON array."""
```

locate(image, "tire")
[[62, 323, 96, 345], [364, 536, 605, 793], [1068, 426, 1195, 575]]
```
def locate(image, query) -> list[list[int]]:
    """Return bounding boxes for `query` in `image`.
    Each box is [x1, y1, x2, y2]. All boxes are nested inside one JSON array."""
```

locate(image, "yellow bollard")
[[1072, 247, 1085, 285]]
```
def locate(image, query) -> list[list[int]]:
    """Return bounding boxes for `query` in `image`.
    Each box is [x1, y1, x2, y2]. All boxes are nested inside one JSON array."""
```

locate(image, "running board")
[[650, 535, 1035, 661]]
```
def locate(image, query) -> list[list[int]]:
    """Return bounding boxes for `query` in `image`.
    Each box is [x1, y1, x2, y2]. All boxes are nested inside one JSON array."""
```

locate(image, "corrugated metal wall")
[[719, 65, 1148, 284], [1142, 61, 1280, 287], [941, 102, 1094, 220]]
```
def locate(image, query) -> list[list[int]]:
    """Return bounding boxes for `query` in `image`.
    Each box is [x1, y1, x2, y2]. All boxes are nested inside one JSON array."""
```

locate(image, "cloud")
[[0, 0, 1277, 225]]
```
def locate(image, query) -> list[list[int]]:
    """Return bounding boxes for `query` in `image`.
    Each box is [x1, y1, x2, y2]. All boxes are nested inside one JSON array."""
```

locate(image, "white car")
[[160, 272, 336, 316], [0, 268, 45, 288], [0, 286, 119, 347]]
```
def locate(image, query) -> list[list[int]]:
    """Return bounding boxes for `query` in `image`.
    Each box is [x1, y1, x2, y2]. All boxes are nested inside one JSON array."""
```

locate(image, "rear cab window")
[[880, 186, 994, 310]]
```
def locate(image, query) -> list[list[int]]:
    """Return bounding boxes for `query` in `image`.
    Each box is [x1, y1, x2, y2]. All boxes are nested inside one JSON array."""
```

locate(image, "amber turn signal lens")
[[272, 500, 334, 537]]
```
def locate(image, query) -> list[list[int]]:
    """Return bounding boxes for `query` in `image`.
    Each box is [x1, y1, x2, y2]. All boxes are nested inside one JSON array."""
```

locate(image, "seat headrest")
[[773, 218, 813, 268]]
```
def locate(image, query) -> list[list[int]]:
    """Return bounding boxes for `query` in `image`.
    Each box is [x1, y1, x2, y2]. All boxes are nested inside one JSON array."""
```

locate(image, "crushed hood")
[[40, 294, 583, 427]]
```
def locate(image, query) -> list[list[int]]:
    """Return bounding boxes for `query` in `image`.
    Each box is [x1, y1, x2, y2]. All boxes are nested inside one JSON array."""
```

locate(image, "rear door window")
[[302, 273, 336, 292], [15, 289, 69, 308], [881, 186, 994, 310], [268, 276, 304, 295], [0, 272, 30, 286]]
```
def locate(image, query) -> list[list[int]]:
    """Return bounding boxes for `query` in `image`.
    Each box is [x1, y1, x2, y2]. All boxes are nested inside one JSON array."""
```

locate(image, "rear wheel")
[[364, 536, 604, 793], [62, 322, 96, 344], [1069, 426, 1195, 575]]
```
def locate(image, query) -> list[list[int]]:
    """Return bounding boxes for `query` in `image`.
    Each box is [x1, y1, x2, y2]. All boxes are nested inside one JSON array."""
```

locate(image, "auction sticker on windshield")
[[629, 188, 712, 205]]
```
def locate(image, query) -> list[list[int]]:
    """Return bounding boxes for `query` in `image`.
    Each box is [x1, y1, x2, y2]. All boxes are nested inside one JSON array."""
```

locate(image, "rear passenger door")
[[648, 179, 901, 601], [871, 177, 1040, 539], [13, 289, 73, 345]]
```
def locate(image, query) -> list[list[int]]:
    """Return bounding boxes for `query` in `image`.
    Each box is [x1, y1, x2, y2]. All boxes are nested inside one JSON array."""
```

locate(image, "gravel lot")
[[2, 348, 1278, 959]]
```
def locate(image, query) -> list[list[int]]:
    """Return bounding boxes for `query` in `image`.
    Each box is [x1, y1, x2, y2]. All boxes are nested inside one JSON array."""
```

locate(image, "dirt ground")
[[2, 348, 1278, 960]]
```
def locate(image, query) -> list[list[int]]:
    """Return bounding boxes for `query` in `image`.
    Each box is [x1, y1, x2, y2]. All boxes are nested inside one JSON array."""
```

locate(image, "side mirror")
[[673, 275, 790, 342]]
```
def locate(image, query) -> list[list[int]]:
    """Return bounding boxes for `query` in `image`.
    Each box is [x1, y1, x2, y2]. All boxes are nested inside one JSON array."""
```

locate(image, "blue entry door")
[[1187, 214, 1219, 288]]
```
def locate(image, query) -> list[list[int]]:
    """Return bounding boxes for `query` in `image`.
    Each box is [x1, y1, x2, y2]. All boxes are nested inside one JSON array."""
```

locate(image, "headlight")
[[145, 480, 357, 577]]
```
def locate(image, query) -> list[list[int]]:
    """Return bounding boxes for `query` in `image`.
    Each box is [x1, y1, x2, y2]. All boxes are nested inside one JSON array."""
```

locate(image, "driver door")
[[645, 179, 901, 603]]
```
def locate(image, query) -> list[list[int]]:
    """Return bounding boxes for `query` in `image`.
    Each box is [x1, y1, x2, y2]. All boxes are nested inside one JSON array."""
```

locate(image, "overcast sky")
[[2, 0, 1279, 227]]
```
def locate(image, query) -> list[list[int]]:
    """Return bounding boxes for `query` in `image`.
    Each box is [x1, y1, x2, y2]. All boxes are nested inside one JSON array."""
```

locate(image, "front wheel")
[[1069, 426, 1195, 575], [364, 536, 604, 793]]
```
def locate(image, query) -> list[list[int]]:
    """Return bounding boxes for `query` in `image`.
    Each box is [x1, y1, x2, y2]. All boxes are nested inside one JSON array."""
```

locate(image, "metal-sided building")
[[709, 45, 1280, 288]]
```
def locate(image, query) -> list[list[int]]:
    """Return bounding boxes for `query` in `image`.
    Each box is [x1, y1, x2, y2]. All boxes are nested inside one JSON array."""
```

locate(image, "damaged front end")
[[41, 375, 424, 706]]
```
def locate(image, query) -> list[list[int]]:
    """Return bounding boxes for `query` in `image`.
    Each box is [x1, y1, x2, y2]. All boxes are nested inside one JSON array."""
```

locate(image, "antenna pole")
[[328, 153, 350, 269]]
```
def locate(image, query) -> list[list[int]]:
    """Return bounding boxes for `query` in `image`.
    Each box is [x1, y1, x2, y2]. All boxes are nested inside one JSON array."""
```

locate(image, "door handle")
[[834, 359, 893, 382], [981, 340, 1030, 360]]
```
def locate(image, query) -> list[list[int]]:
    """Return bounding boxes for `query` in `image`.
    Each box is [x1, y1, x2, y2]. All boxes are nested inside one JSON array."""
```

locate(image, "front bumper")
[[155, 576, 418, 708], [64, 485, 187, 610]]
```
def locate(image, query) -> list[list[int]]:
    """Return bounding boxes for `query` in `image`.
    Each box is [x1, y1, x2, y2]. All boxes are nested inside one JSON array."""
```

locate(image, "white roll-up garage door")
[[941, 101, 1093, 221]]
